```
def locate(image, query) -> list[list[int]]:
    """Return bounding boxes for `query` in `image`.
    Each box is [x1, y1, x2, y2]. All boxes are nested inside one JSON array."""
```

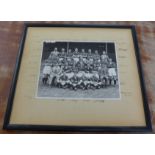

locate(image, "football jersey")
[[76, 60, 84, 70], [71, 76, 79, 84], [49, 51, 59, 59], [87, 54, 93, 59], [93, 54, 100, 60], [52, 66, 61, 74], [98, 67, 108, 78], [81, 52, 87, 58], [108, 62, 116, 68], [101, 54, 108, 60], [73, 52, 79, 57], [92, 76, 99, 82], [66, 52, 73, 57], [60, 75, 68, 81], [59, 52, 66, 58]]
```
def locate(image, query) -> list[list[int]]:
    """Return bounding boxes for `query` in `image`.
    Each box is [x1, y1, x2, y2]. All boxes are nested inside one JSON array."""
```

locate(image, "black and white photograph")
[[37, 41, 120, 99]]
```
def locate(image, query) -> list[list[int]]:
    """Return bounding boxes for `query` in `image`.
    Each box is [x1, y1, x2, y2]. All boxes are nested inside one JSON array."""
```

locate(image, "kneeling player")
[[84, 71, 92, 89], [91, 75, 101, 89], [70, 73, 79, 90], [77, 73, 87, 90], [59, 73, 68, 88]]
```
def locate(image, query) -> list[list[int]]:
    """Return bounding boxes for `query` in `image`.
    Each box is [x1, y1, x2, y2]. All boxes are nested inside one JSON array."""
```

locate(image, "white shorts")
[[72, 83, 77, 87], [48, 73, 58, 85], [73, 58, 79, 63], [85, 73, 93, 79], [66, 72, 74, 79], [59, 58, 63, 62], [84, 81, 89, 85], [60, 81, 66, 86], [89, 59, 93, 64], [108, 68, 116, 77], [77, 72, 83, 78], [43, 66, 51, 75], [93, 82, 98, 86], [83, 58, 87, 63]]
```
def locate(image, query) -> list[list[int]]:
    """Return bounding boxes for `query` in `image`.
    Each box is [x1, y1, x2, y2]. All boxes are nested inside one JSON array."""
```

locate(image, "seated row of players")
[[42, 47, 117, 90]]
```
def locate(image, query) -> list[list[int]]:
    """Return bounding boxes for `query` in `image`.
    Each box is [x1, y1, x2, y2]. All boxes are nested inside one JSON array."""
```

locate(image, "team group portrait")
[[37, 41, 120, 99]]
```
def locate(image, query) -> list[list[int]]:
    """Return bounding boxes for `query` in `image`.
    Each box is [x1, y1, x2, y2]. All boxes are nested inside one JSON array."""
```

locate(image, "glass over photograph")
[[37, 41, 120, 99]]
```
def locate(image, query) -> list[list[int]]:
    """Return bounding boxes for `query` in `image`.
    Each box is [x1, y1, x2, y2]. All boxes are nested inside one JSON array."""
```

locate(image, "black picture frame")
[[3, 23, 152, 133]]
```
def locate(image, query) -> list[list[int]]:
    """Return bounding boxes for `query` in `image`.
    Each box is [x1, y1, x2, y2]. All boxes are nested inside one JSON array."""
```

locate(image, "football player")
[[67, 49, 73, 57], [76, 55, 85, 71], [59, 72, 68, 88], [98, 64, 108, 87], [87, 49, 92, 57], [93, 59, 101, 72], [101, 51, 109, 65], [48, 48, 59, 66], [60, 48, 66, 56], [81, 49, 87, 63], [62, 61, 69, 72], [87, 49, 94, 66], [85, 58, 93, 72], [91, 73, 101, 89], [59, 48, 66, 65], [65, 71, 74, 89], [84, 71, 93, 89], [42, 60, 51, 85], [93, 50, 100, 62], [48, 64, 62, 87], [108, 58, 117, 86], [76, 71, 84, 89], [70, 72, 79, 90], [73, 48, 80, 65], [78, 72, 87, 90], [48, 47, 59, 60]]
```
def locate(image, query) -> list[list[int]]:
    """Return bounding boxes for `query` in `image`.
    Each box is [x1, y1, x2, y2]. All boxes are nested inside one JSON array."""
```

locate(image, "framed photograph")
[[3, 24, 152, 132]]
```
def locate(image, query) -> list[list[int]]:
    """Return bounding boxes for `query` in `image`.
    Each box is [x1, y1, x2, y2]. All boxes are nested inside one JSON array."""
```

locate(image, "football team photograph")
[[37, 41, 120, 99]]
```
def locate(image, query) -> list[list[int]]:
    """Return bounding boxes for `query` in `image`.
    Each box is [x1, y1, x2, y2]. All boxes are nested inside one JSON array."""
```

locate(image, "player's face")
[[75, 48, 78, 52], [95, 50, 98, 54], [54, 48, 57, 51], [68, 49, 71, 53], [103, 51, 106, 55], [88, 49, 91, 54], [82, 49, 85, 53]]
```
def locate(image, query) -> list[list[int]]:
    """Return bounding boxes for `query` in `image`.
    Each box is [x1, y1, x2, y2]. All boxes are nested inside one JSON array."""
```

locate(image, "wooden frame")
[[3, 23, 152, 133]]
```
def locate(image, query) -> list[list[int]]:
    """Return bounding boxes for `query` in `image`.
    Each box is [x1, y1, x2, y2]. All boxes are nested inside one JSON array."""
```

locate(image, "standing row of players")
[[42, 47, 118, 90]]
